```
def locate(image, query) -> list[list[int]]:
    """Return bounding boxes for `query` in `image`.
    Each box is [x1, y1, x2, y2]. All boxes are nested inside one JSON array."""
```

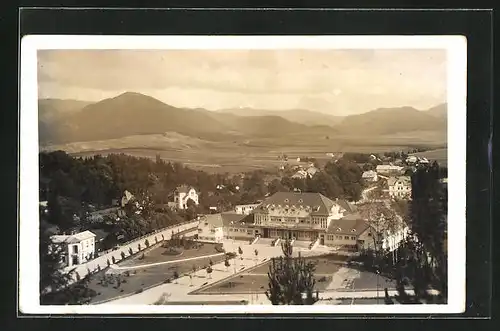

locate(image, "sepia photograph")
[[19, 35, 466, 314]]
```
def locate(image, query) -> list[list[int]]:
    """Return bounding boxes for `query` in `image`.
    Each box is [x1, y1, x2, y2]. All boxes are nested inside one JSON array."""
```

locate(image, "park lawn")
[[88, 254, 227, 304], [194, 273, 333, 295], [247, 253, 348, 275], [118, 242, 222, 267]]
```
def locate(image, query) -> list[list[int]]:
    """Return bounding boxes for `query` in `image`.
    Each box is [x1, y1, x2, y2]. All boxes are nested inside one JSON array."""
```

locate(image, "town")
[[40, 149, 448, 306]]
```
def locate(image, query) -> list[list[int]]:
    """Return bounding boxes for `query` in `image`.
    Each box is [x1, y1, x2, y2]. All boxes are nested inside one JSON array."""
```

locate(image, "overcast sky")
[[37, 49, 447, 116]]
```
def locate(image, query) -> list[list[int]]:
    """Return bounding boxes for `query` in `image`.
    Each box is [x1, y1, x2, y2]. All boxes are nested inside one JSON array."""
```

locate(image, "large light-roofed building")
[[252, 192, 358, 244], [197, 192, 375, 250]]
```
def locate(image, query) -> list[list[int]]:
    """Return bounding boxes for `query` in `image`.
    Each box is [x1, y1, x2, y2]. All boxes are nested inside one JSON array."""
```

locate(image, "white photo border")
[[19, 35, 467, 315]]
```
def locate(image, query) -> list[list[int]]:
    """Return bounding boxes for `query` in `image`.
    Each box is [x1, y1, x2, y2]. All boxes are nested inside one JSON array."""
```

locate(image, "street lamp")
[[376, 268, 380, 304]]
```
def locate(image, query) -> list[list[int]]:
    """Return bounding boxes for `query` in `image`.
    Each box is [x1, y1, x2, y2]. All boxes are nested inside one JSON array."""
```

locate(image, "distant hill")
[[39, 92, 337, 144], [38, 99, 92, 123], [216, 107, 344, 127], [42, 92, 237, 144], [425, 103, 447, 118], [332, 106, 446, 136], [38, 99, 93, 144], [207, 111, 335, 137], [38, 92, 446, 146]]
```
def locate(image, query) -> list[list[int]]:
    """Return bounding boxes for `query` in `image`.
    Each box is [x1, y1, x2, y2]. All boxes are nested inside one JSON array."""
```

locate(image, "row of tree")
[[357, 161, 448, 303], [271, 158, 364, 201]]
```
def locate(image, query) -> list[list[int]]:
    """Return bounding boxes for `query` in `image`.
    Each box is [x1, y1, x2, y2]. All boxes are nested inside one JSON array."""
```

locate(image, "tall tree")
[[406, 161, 448, 300], [266, 240, 318, 305]]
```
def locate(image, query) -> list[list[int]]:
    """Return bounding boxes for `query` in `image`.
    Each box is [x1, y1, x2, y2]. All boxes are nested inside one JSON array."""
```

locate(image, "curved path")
[[108, 252, 225, 271]]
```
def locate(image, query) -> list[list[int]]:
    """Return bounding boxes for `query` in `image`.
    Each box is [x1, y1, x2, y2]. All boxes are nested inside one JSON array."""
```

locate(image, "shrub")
[[107, 259, 110, 267], [173, 271, 179, 279], [145, 239, 150, 247], [155, 236, 158, 244], [164, 278, 171, 284], [124, 270, 130, 277], [138, 243, 142, 251], [135, 288, 143, 294], [121, 252, 126, 260], [111, 256, 116, 264], [129, 247, 133, 255]]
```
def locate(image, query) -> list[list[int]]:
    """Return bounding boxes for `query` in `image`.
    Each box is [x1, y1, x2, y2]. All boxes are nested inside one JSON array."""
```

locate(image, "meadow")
[[42, 131, 447, 174]]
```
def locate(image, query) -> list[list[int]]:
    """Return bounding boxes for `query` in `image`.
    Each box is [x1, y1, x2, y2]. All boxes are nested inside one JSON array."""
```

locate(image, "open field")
[[413, 148, 448, 167], [43, 131, 447, 173]]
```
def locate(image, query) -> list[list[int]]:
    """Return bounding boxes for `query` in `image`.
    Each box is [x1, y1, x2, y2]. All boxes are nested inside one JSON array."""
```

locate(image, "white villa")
[[387, 176, 412, 199], [235, 203, 260, 215], [50, 230, 96, 267], [172, 185, 199, 210], [197, 214, 224, 243], [362, 170, 378, 182]]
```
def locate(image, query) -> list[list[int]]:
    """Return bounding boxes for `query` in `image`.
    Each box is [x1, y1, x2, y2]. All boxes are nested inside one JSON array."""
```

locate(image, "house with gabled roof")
[[387, 176, 412, 199], [197, 214, 224, 242], [50, 230, 96, 267], [324, 214, 375, 251], [172, 185, 199, 210]]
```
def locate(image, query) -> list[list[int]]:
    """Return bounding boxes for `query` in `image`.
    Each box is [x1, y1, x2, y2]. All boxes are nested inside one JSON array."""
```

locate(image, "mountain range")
[[38, 92, 447, 145], [216, 107, 345, 127]]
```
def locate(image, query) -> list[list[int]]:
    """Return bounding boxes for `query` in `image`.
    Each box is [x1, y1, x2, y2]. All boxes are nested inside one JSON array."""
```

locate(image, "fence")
[[66, 220, 200, 280], [96, 220, 198, 257]]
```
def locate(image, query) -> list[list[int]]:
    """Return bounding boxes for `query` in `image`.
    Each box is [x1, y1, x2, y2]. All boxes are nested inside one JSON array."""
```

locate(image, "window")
[[73, 245, 78, 254], [351, 236, 356, 240], [344, 236, 349, 240]]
